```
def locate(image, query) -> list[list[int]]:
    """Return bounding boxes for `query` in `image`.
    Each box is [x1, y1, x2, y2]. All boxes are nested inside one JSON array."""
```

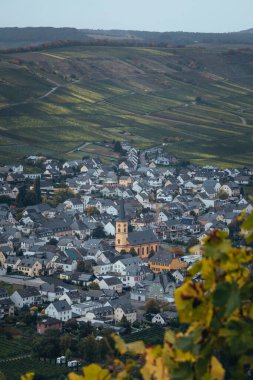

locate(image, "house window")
[[156, 245, 158, 252], [142, 247, 144, 255], [118, 239, 121, 244], [146, 247, 149, 254], [118, 228, 121, 233]]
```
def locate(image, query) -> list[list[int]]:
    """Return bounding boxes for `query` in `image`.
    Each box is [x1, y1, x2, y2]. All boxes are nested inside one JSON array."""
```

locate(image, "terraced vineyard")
[[125, 325, 165, 345], [0, 336, 32, 359], [0, 45, 253, 166], [0, 358, 69, 380], [0, 335, 69, 380]]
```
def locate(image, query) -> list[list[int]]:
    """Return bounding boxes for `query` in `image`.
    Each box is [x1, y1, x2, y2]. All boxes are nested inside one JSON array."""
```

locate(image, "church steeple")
[[118, 198, 126, 221], [115, 198, 128, 252]]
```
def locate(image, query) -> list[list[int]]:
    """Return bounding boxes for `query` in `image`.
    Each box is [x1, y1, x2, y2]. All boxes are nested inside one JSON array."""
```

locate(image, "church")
[[115, 200, 159, 259]]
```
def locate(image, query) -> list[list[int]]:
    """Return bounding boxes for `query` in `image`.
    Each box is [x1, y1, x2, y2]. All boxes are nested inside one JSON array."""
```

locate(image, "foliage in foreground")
[[21, 213, 253, 380]]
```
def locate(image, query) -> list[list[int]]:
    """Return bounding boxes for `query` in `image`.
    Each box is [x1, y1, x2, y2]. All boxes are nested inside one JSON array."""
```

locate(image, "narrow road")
[[238, 115, 247, 125], [39, 86, 58, 100], [66, 142, 91, 155], [0, 76, 81, 111]]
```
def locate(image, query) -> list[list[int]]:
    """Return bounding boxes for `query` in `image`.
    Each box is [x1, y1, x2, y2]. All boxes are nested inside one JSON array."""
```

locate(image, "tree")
[[77, 261, 93, 273], [195, 96, 202, 103], [59, 334, 72, 353], [186, 236, 199, 250], [50, 189, 76, 207], [113, 141, 124, 155], [119, 315, 131, 334], [49, 238, 58, 246], [218, 189, 229, 200], [34, 177, 42, 204], [0, 196, 12, 205], [17, 249, 23, 256], [16, 185, 26, 208], [65, 348, 72, 361], [88, 282, 100, 290], [229, 221, 242, 247], [79, 322, 95, 338], [129, 247, 137, 256], [32, 330, 60, 359], [86, 206, 100, 217], [145, 299, 160, 315], [24, 190, 37, 206], [92, 225, 106, 239], [79, 336, 99, 364], [64, 319, 78, 334]]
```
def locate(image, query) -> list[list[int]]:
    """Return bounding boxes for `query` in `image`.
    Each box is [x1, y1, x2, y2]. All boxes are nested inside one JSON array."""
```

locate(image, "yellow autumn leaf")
[[21, 373, 35, 380], [114, 334, 145, 354], [141, 347, 170, 380], [83, 364, 110, 380], [210, 356, 225, 380], [164, 330, 175, 346], [201, 258, 216, 289], [68, 373, 84, 380]]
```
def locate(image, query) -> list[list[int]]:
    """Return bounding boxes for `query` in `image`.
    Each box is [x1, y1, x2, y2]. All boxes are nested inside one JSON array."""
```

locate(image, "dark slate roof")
[[93, 306, 114, 317], [0, 298, 14, 306], [160, 311, 178, 319], [16, 287, 40, 298], [102, 277, 122, 286], [110, 299, 135, 314], [128, 230, 159, 245], [52, 300, 71, 312], [159, 272, 176, 289], [149, 252, 174, 265], [82, 289, 104, 299], [0, 288, 9, 298]]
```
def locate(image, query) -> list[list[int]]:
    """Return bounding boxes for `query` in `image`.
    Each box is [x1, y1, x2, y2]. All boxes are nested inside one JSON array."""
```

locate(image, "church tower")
[[115, 199, 128, 252]]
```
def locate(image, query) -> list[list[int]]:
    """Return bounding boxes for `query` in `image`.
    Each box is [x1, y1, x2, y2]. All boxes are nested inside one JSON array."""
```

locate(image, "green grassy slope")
[[0, 45, 253, 166]]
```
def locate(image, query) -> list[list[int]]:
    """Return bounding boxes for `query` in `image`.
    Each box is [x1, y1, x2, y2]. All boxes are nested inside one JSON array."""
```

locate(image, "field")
[[0, 335, 70, 380], [0, 335, 32, 359], [0, 45, 253, 166], [125, 325, 165, 345], [0, 358, 69, 380]]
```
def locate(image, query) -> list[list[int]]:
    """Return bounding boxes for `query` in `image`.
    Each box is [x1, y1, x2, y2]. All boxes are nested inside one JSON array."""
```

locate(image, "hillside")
[[0, 44, 253, 167], [1, 27, 253, 50]]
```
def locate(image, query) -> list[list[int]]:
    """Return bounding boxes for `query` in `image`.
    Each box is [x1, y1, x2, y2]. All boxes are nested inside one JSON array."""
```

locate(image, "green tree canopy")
[[145, 299, 160, 315]]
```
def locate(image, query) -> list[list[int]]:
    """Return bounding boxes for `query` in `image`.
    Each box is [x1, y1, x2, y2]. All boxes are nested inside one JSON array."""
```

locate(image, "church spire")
[[118, 198, 126, 221]]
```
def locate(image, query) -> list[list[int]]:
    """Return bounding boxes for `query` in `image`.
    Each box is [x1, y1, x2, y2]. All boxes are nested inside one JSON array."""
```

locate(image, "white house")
[[45, 300, 72, 321], [71, 301, 102, 316], [112, 302, 137, 324], [93, 263, 112, 276], [96, 277, 123, 293], [11, 287, 41, 308], [151, 311, 178, 325], [132, 181, 143, 194], [103, 221, 115, 237], [59, 290, 81, 305], [64, 198, 84, 213]]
